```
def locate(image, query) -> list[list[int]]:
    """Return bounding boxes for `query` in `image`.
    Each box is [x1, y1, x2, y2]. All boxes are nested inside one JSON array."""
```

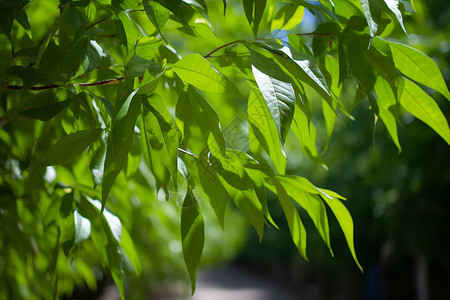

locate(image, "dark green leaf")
[[181, 188, 204, 294], [243, 0, 267, 37], [102, 90, 141, 210], [143, 0, 171, 39], [272, 178, 308, 260], [141, 94, 178, 191], [29, 128, 102, 170]]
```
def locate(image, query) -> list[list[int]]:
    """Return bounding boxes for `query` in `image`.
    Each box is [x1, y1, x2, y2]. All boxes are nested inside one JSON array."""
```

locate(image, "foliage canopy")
[[0, 0, 449, 298]]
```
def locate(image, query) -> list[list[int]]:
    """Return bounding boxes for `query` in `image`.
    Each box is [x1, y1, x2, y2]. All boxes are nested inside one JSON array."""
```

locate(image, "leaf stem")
[[204, 40, 244, 58]]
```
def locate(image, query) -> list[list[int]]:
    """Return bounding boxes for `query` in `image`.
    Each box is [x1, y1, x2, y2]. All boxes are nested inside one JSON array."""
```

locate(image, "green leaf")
[[321, 196, 363, 272], [74, 210, 91, 244], [375, 76, 401, 151], [19, 98, 72, 121], [290, 103, 323, 163], [143, 0, 171, 39], [243, 0, 267, 37], [102, 90, 141, 210], [271, 4, 304, 32], [176, 87, 225, 154], [269, 44, 333, 105], [173, 53, 239, 95], [181, 188, 204, 294], [400, 79, 450, 145], [272, 178, 308, 260], [389, 41, 450, 101], [248, 86, 286, 174], [249, 48, 295, 145], [274, 176, 333, 256], [383, 0, 407, 34], [140, 94, 179, 191], [120, 227, 142, 274], [29, 128, 102, 170], [360, 0, 382, 37], [216, 151, 265, 238], [83, 40, 105, 74], [137, 60, 166, 94], [61, 35, 89, 77]]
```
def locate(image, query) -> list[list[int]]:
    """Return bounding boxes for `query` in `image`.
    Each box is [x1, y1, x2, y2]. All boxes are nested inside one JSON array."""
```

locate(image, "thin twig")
[[5, 75, 126, 91], [204, 40, 244, 58], [86, 17, 108, 30], [178, 148, 199, 158], [296, 32, 332, 36]]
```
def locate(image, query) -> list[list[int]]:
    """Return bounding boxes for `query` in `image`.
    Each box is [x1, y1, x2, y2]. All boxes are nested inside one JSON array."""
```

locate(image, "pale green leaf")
[[383, 0, 407, 34], [120, 227, 142, 274], [181, 188, 204, 294], [74, 210, 91, 244], [321, 196, 363, 271], [389, 41, 450, 101], [271, 4, 304, 32], [400, 79, 450, 145]]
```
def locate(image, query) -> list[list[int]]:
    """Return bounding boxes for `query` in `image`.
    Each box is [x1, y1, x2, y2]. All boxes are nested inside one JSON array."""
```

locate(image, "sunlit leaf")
[[400, 79, 450, 145], [173, 53, 239, 95], [383, 0, 407, 34], [321, 196, 363, 272], [360, 0, 382, 37], [389, 41, 450, 101], [74, 210, 91, 244], [271, 4, 304, 32], [375, 76, 401, 151]]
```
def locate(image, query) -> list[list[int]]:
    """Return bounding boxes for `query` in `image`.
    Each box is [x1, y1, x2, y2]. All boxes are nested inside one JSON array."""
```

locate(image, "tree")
[[0, 0, 449, 299]]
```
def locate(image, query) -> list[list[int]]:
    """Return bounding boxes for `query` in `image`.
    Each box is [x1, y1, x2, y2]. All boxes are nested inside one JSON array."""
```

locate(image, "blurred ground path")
[[173, 264, 301, 300]]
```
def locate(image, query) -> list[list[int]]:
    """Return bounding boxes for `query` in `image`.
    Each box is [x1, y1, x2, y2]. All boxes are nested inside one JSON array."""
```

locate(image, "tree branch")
[[5, 75, 126, 91]]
